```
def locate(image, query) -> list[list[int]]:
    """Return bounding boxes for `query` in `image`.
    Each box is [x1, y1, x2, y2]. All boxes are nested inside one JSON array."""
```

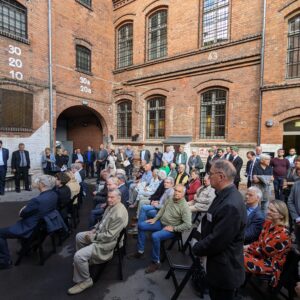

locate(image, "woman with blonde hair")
[[244, 200, 291, 287]]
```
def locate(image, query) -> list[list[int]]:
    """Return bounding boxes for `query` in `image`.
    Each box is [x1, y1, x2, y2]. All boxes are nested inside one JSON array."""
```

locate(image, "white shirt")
[[141, 150, 146, 160], [77, 153, 84, 162], [0, 148, 4, 166]]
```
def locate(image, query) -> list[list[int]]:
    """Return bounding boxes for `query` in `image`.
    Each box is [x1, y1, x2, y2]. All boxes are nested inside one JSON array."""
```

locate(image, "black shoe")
[[15, 189, 21, 193], [25, 188, 32, 191], [0, 261, 12, 270], [0, 192, 4, 196]]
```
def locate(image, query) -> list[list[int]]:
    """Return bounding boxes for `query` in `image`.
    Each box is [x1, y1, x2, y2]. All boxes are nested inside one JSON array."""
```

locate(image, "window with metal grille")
[[77, 0, 91, 8], [287, 15, 300, 79], [202, 0, 229, 46], [117, 23, 133, 68], [0, 0, 27, 40], [76, 45, 91, 73], [117, 101, 132, 139], [148, 10, 167, 61], [0, 88, 33, 131], [147, 97, 165, 139], [200, 89, 226, 139]]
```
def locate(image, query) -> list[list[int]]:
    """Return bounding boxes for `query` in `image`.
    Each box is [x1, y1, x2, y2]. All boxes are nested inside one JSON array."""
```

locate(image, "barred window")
[[117, 23, 133, 68], [147, 97, 165, 139], [77, 0, 91, 8], [117, 101, 132, 139], [287, 15, 300, 78], [76, 45, 91, 73], [202, 0, 229, 46], [0, 88, 33, 131], [200, 89, 226, 139], [148, 10, 167, 60], [0, 0, 27, 40]]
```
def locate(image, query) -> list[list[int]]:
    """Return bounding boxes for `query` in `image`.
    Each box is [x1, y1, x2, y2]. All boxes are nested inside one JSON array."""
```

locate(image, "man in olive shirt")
[[129, 184, 192, 273]]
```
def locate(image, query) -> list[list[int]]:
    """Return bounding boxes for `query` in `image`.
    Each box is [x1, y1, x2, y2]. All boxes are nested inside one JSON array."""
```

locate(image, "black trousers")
[[15, 167, 30, 191], [85, 162, 95, 178], [96, 162, 106, 181], [209, 287, 235, 300], [0, 166, 7, 194]]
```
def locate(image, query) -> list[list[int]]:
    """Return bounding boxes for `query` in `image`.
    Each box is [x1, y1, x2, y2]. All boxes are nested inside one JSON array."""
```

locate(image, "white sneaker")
[[67, 278, 93, 295]]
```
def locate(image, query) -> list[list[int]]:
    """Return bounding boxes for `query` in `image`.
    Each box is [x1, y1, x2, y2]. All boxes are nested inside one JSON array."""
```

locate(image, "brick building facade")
[[0, 0, 299, 171]]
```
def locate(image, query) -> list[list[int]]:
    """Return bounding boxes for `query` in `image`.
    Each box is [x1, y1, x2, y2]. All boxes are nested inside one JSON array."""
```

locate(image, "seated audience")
[[175, 164, 189, 186], [54, 172, 72, 221], [168, 163, 178, 179], [128, 184, 191, 273], [244, 187, 265, 245], [188, 174, 215, 212], [244, 200, 291, 287], [0, 175, 57, 269], [186, 170, 201, 201], [68, 189, 128, 295]]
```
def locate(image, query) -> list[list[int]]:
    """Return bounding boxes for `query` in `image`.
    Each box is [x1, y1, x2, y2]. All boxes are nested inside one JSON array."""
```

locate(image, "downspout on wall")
[[48, 0, 54, 149], [258, 0, 267, 145]]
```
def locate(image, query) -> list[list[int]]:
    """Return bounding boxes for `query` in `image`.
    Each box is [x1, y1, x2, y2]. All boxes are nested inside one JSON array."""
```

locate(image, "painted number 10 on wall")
[[8, 45, 24, 81]]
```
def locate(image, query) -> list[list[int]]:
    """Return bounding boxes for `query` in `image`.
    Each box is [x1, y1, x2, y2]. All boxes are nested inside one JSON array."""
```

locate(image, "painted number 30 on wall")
[[8, 45, 23, 80]]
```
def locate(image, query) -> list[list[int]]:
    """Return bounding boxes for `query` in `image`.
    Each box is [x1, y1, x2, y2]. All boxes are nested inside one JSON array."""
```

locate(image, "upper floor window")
[[117, 23, 133, 68], [148, 10, 167, 60], [287, 15, 300, 79], [77, 0, 91, 8], [147, 96, 165, 139], [200, 89, 226, 139], [0, 88, 33, 131], [117, 101, 132, 139], [0, 0, 27, 40], [202, 0, 229, 46], [76, 45, 91, 73]]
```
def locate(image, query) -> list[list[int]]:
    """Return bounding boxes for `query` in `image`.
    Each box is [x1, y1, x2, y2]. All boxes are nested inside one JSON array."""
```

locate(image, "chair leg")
[[38, 245, 45, 265], [118, 251, 123, 280], [171, 267, 194, 300]]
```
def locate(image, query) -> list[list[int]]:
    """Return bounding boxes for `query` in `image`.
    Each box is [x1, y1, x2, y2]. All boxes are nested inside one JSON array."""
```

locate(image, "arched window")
[[200, 89, 226, 139], [0, 0, 27, 40], [117, 101, 132, 139], [148, 10, 167, 60], [76, 45, 91, 73], [202, 0, 229, 46], [117, 23, 133, 68], [287, 15, 300, 78], [147, 96, 165, 139]]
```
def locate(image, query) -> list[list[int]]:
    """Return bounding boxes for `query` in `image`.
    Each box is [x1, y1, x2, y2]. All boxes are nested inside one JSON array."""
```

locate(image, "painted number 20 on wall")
[[8, 45, 23, 80]]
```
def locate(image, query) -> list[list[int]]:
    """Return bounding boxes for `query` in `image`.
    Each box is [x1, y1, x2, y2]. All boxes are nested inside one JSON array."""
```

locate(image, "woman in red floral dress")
[[186, 169, 201, 201], [244, 199, 291, 287]]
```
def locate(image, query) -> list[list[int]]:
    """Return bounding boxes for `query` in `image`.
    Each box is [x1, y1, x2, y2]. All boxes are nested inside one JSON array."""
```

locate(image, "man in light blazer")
[[0, 140, 9, 195], [68, 189, 128, 295]]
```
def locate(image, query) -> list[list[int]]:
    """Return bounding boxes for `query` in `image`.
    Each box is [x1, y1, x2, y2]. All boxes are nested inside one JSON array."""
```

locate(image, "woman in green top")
[[160, 160, 170, 175]]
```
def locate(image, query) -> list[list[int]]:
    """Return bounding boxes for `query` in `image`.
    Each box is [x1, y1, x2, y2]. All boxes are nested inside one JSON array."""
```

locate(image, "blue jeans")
[[273, 176, 284, 200], [0, 227, 21, 265], [138, 205, 158, 223], [137, 220, 174, 263], [89, 206, 104, 228]]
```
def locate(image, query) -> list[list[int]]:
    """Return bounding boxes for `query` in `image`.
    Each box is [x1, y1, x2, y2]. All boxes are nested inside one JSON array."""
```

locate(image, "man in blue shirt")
[[84, 146, 96, 178]]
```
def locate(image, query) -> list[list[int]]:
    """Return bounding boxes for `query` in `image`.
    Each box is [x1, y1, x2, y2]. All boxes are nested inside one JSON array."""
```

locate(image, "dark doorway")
[[56, 106, 103, 153], [283, 119, 300, 153]]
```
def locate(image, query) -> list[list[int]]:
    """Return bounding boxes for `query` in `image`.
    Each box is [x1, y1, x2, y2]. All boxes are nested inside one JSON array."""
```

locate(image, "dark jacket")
[[149, 180, 165, 202], [231, 156, 244, 183], [119, 184, 129, 205], [43, 210, 68, 233], [244, 206, 265, 245], [84, 150, 96, 163], [8, 190, 58, 238], [205, 156, 213, 174], [193, 184, 247, 289], [152, 151, 163, 168], [140, 149, 151, 163], [188, 155, 203, 171], [79, 168, 86, 181], [0, 147, 9, 169], [55, 185, 71, 215], [11, 150, 30, 169]]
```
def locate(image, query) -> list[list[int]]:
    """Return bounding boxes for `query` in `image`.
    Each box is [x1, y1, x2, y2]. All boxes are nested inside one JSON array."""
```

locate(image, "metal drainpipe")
[[258, 0, 267, 146], [48, 0, 54, 149]]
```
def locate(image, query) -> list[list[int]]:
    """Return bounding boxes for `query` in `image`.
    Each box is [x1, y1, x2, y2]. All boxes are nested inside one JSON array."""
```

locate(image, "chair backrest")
[[115, 228, 127, 251]]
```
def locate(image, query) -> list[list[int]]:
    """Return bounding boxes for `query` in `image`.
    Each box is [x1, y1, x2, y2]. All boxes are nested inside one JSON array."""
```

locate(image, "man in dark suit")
[[140, 144, 151, 163], [0, 140, 9, 195], [72, 148, 84, 163], [230, 146, 243, 189], [84, 146, 96, 178], [245, 151, 257, 188], [117, 174, 129, 206], [244, 186, 265, 245], [193, 160, 247, 300], [0, 175, 57, 269], [205, 149, 215, 174], [11, 143, 31, 193]]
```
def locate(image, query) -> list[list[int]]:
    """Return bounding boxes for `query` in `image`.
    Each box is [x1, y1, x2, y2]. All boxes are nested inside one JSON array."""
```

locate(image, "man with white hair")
[[244, 186, 265, 245], [0, 175, 57, 269], [68, 189, 128, 295], [252, 153, 273, 214]]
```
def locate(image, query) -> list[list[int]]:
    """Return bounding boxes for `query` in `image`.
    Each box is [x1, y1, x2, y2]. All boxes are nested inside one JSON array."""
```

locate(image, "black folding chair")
[[15, 220, 56, 266], [91, 228, 127, 282]]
